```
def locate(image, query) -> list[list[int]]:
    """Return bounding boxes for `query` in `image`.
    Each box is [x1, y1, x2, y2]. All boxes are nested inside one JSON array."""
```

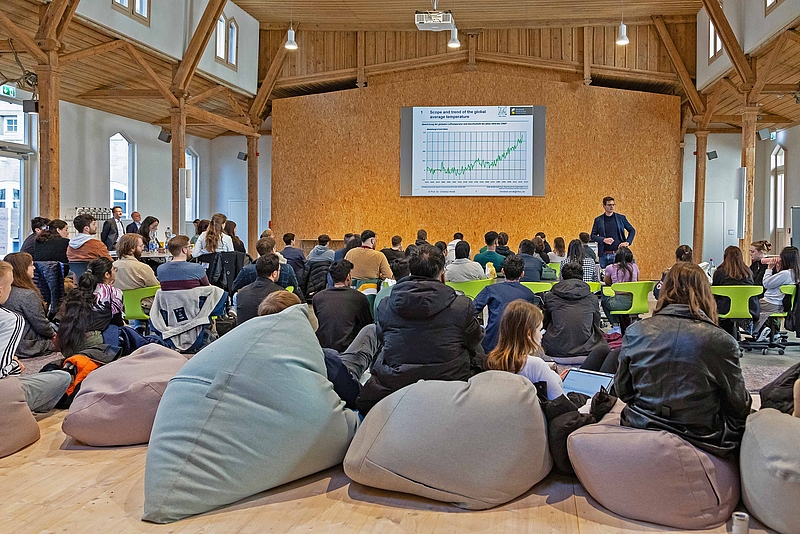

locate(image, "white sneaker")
[[757, 327, 771, 342]]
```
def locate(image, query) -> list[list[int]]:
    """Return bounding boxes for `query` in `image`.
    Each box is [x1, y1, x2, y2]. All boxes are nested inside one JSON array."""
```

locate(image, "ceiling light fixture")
[[448, 27, 461, 48], [616, 0, 629, 45], [285, 0, 298, 50]]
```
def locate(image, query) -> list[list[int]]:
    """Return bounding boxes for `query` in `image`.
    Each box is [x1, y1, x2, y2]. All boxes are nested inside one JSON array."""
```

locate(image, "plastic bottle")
[[165, 227, 172, 241]]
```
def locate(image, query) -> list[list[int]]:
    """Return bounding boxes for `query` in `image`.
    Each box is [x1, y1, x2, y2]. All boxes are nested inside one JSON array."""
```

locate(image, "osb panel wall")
[[271, 66, 681, 280]]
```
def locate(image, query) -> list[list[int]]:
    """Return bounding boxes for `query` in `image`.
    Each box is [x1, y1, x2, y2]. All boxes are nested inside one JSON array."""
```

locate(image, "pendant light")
[[616, 0, 629, 45], [285, 0, 298, 50], [448, 27, 461, 48]]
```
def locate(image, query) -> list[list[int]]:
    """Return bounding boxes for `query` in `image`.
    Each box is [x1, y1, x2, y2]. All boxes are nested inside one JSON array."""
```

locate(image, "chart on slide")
[[411, 106, 535, 196]]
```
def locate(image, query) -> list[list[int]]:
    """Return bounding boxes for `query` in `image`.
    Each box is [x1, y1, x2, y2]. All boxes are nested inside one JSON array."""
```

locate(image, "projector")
[[415, 11, 455, 31]]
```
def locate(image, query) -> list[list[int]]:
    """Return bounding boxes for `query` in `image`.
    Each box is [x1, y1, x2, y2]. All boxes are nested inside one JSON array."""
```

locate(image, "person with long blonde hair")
[[192, 213, 234, 256], [616, 261, 751, 458], [485, 300, 564, 400]]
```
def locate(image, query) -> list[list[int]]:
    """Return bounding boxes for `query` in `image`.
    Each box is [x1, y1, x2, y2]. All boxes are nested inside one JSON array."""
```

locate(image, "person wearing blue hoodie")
[[307, 234, 336, 262]]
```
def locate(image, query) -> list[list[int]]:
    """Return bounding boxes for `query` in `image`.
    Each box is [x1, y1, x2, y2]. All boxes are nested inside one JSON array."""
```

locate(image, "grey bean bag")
[[741, 408, 800, 534], [143, 305, 359, 523], [62, 345, 190, 446], [344, 371, 552, 509], [0, 377, 39, 458]]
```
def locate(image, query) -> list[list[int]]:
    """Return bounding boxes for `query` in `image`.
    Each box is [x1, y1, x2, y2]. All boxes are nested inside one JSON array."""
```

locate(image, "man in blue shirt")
[[473, 254, 541, 352], [590, 196, 636, 269], [518, 239, 543, 282]]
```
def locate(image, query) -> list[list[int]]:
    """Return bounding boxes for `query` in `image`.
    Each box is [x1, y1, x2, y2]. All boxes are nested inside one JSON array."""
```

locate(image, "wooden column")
[[741, 107, 759, 252], [583, 26, 592, 85], [38, 53, 61, 218], [693, 130, 709, 262], [170, 101, 186, 232], [246, 135, 259, 256]]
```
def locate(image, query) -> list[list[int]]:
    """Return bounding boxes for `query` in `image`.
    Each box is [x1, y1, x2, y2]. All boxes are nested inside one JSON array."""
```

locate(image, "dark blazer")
[[101, 218, 125, 250], [126, 221, 141, 234], [235, 277, 283, 324], [590, 213, 636, 252]]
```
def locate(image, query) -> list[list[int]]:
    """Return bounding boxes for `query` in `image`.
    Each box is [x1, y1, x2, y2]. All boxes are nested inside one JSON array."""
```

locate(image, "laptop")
[[562, 368, 614, 397]]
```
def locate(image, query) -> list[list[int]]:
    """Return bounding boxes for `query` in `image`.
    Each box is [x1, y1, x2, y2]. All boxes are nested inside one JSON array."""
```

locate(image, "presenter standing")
[[590, 196, 636, 269]]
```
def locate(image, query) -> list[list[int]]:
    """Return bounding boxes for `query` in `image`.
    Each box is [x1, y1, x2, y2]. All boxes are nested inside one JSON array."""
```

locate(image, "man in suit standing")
[[590, 196, 636, 269], [101, 206, 126, 251], [126, 211, 142, 234]]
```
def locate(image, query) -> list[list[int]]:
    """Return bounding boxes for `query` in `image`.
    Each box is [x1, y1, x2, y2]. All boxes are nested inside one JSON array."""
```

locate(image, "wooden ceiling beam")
[[698, 84, 722, 130], [694, 113, 793, 124], [0, 11, 48, 64], [36, 0, 71, 42], [760, 83, 800, 94], [56, 0, 80, 43], [188, 84, 226, 104], [60, 39, 125, 65], [249, 24, 292, 122], [79, 88, 163, 99], [224, 88, 250, 122], [785, 29, 800, 46], [701, 0, 754, 84], [687, 127, 742, 134], [186, 104, 258, 137], [123, 43, 179, 107], [171, 0, 227, 93], [652, 15, 704, 115], [749, 32, 788, 104]]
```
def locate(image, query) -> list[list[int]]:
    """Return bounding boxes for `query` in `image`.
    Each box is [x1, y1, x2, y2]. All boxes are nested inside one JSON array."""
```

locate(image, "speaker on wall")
[[758, 128, 771, 141], [706, 151, 718, 160], [22, 100, 38, 113], [237, 151, 248, 161], [158, 130, 172, 143]]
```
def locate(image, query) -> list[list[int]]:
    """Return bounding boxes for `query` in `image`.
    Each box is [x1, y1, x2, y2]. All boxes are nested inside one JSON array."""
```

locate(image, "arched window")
[[110, 133, 134, 218], [770, 145, 786, 240], [227, 19, 238, 67], [216, 15, 227, 60], [185, 148, 199, 223], [112, 0, 150, 26]]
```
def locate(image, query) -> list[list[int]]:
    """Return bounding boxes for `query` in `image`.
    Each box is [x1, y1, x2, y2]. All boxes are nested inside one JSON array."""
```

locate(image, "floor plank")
[[0, 411, 775, 533]]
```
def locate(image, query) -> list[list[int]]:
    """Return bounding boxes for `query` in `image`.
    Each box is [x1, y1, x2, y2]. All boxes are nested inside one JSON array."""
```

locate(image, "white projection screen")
[[400, 106, 546, 197]]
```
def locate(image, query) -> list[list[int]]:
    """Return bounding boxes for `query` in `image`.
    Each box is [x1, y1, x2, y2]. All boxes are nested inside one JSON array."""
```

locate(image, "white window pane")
[[216, 17, 226, 59], [228, 23, 237, 65], [0, 102, 24, 144], [134, 0, 147, 17], [709, 23, 715, 58], [769, 175, 776, 233], [777, 148, 784, 167], [110, 133, 131, 217], [716, 34, 722, 54], [114, 0, 130, 7], [777, 173, 785, 228]]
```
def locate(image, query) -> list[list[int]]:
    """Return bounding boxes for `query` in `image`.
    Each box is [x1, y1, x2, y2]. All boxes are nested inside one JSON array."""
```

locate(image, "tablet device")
[[562, 368, 614, 397]]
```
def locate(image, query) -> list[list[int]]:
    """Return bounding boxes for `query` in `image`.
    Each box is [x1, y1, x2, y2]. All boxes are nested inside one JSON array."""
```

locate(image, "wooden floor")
[[0, 412, 776, 534]]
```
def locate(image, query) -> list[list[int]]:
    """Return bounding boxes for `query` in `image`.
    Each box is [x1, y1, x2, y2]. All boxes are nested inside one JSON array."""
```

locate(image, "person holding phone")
[[753, 246, 800, 340]]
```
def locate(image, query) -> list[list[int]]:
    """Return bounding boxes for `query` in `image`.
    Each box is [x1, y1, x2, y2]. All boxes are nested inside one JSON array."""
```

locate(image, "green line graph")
[[424, 131, 526, 179]]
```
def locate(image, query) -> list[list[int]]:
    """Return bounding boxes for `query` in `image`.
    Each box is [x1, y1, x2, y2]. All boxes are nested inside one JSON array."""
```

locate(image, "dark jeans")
[[599, 252, 616, 269], [581, 346, 620, 374]]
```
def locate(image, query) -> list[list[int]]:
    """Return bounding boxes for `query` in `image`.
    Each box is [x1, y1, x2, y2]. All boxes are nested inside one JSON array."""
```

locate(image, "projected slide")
[[412, 106, 535, 196]]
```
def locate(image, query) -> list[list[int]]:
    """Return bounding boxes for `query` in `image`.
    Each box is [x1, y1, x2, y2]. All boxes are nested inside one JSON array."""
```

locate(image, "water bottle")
[[165, 227, 172, 241], [149, 229, 157, 253]]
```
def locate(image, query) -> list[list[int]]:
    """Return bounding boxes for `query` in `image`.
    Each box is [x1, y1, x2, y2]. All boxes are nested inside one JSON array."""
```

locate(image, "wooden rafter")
[[60, 39, 125, 65], [694, 113, 792, 124], [749, 32, 788, 104], [583, 26, 592, 85], [36, 0, 70, 42], [171, 0, 227, 93], [56, 0, 80, 43], [80, 89, 163, 99], [468, 32, 477, 69], [225, 89, 250, 122], [687, 127, 741, 134], [760, 83, 800, 94], [652, 16, 704, 115], [785, 29, 800, 46], [188, 85, 226, 104], [698, 84, 722, 130], [356, 30, 365, 88], [249, 25, 292, 122], [701, 0, 754, 84], [123, 43, 179, 107], [186, 104, 258, 137], [0, 10, 47, 63], [720, 77, 744, 103], [680, 105, 692, 140]]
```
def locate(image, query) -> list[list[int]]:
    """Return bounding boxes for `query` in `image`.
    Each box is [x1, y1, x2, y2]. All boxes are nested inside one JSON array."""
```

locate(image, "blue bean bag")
[[142, 304, 359, 523]]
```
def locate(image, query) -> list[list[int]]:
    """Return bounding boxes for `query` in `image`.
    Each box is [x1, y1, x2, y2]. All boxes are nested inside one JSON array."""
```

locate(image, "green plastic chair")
[[122, 285, 160, 322], [446, 278, 495, 300], [285, 285, 294, 293], [587, 281, 601, 293], [710, 286, 762, 319], [521, 281, 552, 294], [548, 262, 561, 279], [601, 281, 655, 315], [771, 284, 797, 319]]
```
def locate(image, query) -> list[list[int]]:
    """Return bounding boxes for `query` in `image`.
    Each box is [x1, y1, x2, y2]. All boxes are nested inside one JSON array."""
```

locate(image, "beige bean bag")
[[567, 403, 739, 529], [62, 345, 190, 446], [0, 377, 40, 458], [344, 371, 552, 510], [741, 408, 800, 534]]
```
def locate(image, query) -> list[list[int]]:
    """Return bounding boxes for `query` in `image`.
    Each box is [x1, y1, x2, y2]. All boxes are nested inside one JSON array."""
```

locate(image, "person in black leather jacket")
[[356, 244, 484, 415], [615, 261, 751, 459]]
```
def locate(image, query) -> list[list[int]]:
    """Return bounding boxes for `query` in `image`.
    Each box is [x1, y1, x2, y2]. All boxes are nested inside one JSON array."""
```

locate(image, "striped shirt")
[[0, 307, 25, 378]]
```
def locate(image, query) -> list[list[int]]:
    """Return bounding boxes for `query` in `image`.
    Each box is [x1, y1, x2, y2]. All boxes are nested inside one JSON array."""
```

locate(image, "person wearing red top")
[[66, 214, 112, 262]]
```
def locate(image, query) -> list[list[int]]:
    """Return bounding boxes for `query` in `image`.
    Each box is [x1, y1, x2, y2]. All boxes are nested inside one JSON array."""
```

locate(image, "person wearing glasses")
[[590, 196, 636, 269]]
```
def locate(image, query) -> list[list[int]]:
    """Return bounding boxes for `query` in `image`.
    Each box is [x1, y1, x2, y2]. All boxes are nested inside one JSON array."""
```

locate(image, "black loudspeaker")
[[237, 151, 248, 161], [706, 151, 718, 160], [22, 100, 38, 113], [158, 130, 172, 143], [758, 128, 771, 141]]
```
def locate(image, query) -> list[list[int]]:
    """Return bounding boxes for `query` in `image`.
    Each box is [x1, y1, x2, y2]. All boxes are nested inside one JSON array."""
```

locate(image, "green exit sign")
[[1, 85, 15, 98]]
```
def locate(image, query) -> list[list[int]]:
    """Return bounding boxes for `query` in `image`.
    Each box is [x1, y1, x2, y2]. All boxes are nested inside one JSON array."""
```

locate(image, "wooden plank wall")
[[259, 22, 696, 82], [271, 68, 682, 280]]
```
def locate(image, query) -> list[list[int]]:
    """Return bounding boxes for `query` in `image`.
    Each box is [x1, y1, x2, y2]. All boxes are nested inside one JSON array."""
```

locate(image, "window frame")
[[111, 0, 150, 27], [214, 13, 239, 71], [708, 20, 723, 64], [185, 147, 200, 223], [772, 145, 786, 231], [108, 132, 136, 219], [766, 0, 784, 16]]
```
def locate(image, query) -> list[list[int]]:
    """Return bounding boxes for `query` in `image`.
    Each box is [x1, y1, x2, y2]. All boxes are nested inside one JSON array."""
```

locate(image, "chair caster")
[[762, 349, 769, 355], [779, 349, 785, 355]]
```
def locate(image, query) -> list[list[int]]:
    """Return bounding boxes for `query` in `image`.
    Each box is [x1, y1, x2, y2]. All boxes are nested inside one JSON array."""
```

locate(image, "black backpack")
[[760, 361, 800, 414]]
